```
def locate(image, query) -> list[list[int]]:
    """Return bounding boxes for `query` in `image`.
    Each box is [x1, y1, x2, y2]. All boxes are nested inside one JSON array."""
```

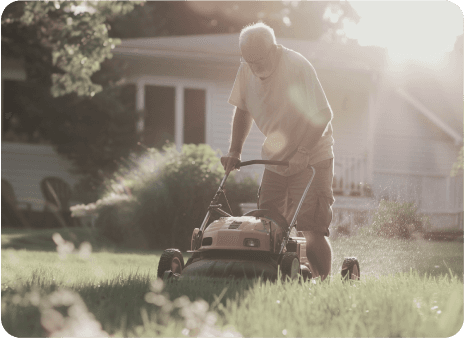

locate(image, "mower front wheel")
[[280, 252, 300, 281], [157, 249, 185, 279]]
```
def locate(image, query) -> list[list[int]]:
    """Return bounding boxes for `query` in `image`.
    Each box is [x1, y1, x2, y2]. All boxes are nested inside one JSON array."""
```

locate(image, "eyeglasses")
[[240, 47, 273, 65]]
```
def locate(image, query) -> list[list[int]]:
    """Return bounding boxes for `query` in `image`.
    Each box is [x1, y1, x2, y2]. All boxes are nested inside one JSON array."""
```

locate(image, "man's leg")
[[287, 159, 335, 281], [258, 169, 288, 216], [302, 231, 332, 280]]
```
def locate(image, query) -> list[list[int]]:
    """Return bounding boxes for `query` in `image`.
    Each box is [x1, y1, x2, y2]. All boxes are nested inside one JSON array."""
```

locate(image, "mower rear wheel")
[[341, 257, 360, 281], [280, 252, 300, 280], [157, 249, 184, 279]]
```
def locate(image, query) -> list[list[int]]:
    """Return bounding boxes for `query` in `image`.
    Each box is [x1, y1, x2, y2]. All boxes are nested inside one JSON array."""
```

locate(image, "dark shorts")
[[258, 158, 335, 236]]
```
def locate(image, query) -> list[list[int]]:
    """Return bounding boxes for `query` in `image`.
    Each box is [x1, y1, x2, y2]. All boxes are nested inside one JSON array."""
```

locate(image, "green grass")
[[1, 229, 463, 337], [1, 227, 116, 252]]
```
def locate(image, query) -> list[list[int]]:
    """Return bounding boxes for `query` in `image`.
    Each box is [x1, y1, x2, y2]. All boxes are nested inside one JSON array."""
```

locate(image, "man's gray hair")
[[239, 22, 276, 49]]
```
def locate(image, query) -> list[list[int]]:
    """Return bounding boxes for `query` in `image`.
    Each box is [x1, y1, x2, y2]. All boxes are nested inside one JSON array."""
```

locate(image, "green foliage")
[[2, 2, 141, 191], [3, 1, 139, 97], [95, 144, 258, 250], [367, 200, 429, 239]]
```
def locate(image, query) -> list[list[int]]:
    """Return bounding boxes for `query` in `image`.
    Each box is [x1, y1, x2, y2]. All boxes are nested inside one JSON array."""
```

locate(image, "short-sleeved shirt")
[[228, 44, 334, 176]]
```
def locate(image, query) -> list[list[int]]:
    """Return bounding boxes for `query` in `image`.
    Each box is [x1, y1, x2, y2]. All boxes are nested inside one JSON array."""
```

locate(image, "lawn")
[[1, 228, 463, 337]]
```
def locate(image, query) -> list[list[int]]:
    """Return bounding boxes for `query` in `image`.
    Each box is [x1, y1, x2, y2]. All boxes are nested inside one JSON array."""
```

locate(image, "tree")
[[186, 1, 359, 41], [2, 1, 139, 97], [2, 1, 141, 202]]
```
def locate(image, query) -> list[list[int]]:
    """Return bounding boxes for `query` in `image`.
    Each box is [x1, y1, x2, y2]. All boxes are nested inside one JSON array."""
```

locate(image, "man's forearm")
[[229, 107, 253, 155], [299, 107, 332, 152]]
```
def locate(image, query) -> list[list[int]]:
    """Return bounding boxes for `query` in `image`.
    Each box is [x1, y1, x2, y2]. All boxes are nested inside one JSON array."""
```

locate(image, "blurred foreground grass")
[[1, 228, 463, 337]]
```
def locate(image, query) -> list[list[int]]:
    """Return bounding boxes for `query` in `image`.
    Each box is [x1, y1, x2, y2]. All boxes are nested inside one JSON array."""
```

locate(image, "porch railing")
[[333, 154, 371, 197]]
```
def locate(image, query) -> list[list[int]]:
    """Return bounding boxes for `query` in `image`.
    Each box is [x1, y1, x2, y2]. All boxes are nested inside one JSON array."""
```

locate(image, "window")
[[138, 81, 208, 149], [144, 85, 175, 149], [184, 88, 205, 144]]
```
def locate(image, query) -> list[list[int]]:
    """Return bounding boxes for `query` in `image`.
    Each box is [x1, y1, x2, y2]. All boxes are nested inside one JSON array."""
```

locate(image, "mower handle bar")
[[236, 160, 289, 168], [198, 158, 316, 254], [198, 160, 289, 233]]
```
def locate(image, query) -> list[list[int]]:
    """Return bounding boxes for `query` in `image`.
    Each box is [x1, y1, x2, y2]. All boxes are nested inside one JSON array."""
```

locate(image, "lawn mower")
[[157, 160, 360, 281]]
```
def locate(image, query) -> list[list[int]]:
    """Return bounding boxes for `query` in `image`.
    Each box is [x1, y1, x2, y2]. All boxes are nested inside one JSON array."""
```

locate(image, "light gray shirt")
[[228, 45, 334, 175]]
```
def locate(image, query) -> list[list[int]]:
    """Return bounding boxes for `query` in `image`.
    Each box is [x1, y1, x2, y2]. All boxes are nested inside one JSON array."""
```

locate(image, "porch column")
[[175, 85, 184, 151]]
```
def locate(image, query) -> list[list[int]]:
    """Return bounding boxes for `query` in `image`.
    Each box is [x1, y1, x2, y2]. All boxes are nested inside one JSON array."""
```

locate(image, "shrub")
[[74, 144, 259, 251], [367, 200, 428, 239]]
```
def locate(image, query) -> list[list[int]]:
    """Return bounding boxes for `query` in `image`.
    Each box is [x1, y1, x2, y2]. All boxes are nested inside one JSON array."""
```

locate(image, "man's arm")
[[221, 107, 253, 173], [229, 107, 253, 154]]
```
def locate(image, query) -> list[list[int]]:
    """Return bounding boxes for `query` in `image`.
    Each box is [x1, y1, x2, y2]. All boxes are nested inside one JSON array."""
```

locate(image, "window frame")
[[134, 76, 212, 150]]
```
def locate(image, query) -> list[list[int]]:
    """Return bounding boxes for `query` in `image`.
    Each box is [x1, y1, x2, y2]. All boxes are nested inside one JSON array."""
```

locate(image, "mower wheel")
[[280, 252, 300, 280], [157, 249, 184, 279], [341, 257, 360, 281]]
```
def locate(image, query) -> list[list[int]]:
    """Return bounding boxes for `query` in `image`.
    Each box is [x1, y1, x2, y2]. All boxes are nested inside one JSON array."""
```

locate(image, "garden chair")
[[40, 176, 75, 228], [1, 179, 31, 228]]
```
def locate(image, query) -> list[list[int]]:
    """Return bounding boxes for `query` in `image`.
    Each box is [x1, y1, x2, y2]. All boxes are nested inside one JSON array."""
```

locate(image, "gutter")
[[113, 46, 240, 64]]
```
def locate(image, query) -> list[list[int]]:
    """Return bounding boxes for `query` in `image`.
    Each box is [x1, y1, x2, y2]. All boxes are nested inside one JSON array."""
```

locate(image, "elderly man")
[[221, 23, 335, 280]]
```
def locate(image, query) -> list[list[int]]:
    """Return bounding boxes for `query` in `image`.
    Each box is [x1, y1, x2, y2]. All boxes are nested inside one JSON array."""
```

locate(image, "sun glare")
[[344, 1, 463, 64]]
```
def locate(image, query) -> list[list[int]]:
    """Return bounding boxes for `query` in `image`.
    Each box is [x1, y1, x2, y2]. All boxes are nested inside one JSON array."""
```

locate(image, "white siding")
[[208, 82, 235, 156], [325, 87, 370, 158], [2, 143, 80, 211], [373, 90, 459, 176], [208, 82, 265, 180], [369, 88, 462, 229]]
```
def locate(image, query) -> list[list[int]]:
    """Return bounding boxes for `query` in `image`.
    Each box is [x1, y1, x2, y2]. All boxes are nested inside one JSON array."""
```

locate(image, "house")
[[2, 33, 462, 231], [112, 33, 463, 231]]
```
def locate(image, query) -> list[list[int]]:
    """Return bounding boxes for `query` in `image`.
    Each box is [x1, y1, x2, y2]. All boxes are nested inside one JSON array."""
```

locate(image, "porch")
[[333, 154, 372, 197]]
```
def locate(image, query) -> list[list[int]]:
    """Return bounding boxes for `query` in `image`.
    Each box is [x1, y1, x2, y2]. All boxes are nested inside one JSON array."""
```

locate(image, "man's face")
[[240, 41, 275, 80]]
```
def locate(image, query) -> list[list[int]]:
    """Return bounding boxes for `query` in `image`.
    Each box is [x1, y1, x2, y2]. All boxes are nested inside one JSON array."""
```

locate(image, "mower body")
[[181, 214, 309, 280], [157, 160, 360, 282]]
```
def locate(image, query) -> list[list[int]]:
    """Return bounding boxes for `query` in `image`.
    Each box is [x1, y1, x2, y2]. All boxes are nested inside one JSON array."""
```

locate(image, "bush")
[[79, 144, 258, 251], [367, 200, 428, 239]]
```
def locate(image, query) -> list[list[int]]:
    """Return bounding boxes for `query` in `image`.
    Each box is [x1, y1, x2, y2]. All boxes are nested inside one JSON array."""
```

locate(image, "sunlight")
[[344, 1, 463, 65], [69, 2, 96, 15], [263, 131, 287, 154]]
